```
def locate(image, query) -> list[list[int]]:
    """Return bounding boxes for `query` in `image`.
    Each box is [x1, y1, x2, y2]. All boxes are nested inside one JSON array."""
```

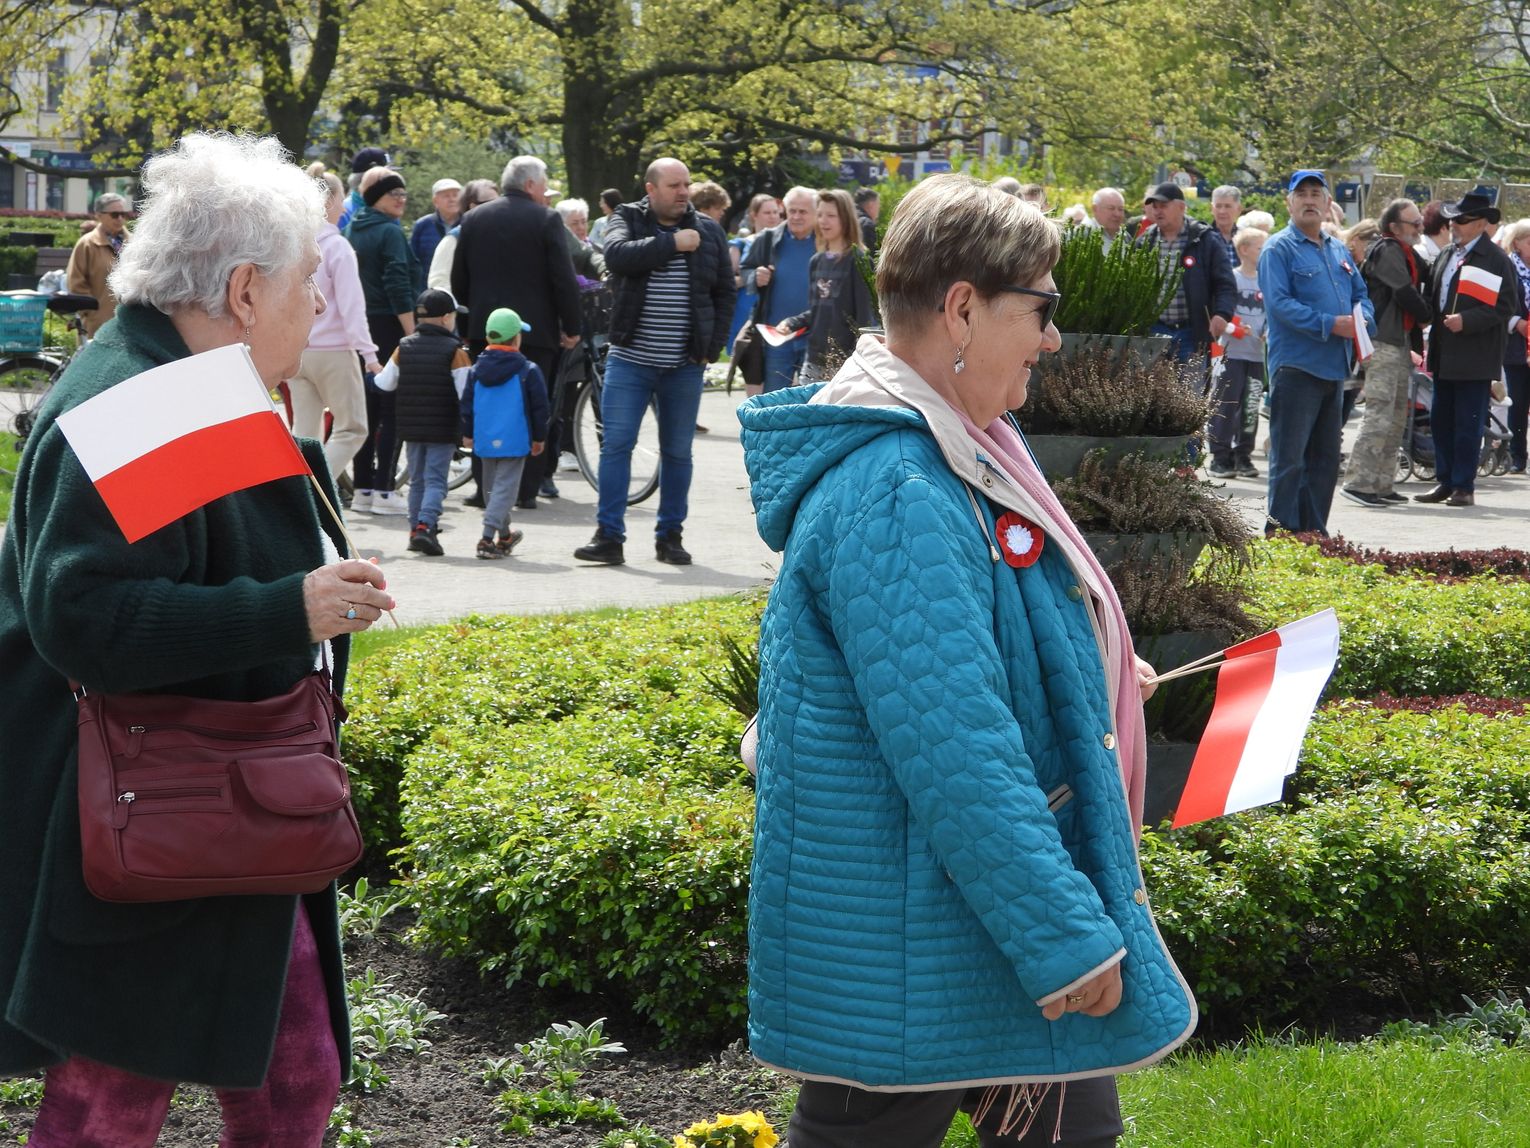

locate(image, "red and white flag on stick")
[[1456, 265, 1503, 307], [1169, 609, 1340, 828], [56, 344, 310, 543]]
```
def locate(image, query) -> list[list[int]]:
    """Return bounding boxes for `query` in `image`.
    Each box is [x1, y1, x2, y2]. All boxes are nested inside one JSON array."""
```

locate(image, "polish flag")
[[1457, 265, 1503, 307], [758, 323, 807, 347], [1170, 609, 1340, 828], [56, 344, 310, 543], [1226, 315, 1249, 339]]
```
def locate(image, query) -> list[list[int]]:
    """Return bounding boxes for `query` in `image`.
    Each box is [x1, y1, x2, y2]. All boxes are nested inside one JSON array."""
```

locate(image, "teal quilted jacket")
[[739, 368, 1195, 1089]]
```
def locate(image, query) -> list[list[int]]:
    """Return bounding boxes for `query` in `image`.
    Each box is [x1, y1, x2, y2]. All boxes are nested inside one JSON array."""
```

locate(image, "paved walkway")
[[345, 390, 1530, 624], [6, 387, 1525, 625]]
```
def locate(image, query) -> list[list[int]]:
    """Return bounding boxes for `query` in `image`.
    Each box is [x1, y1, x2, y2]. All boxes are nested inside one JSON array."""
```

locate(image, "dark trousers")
[[1207, 358, 1263, 466], [352, 314, 405, 492], [516, 345, 562, 503], [1432, 377, 1492, 493], [1266, 365, 1343, 534], [1504, 362, 1529, 470], [789, 1076, 1121, 1148]]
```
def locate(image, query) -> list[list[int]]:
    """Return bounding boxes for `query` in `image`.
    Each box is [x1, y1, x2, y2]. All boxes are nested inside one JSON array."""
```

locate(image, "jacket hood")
[[347, 207, 396, 234], [472, 347, 528, 387], [739, 383, 924, 552]]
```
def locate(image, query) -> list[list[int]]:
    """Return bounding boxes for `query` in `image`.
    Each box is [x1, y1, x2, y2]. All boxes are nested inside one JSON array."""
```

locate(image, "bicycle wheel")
[[571, 380, 662, 505], [447, 447, 473, 490], [1393, 446, 1412, 484], [0, 355, 60, 444]]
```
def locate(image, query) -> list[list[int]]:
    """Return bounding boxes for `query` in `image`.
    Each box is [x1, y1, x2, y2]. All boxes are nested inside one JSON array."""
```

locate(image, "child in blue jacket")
[[461, 308, 550, 559]]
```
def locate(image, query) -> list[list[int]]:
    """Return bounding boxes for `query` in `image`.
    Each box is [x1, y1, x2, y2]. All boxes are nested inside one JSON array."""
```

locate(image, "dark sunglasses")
[[998, 286, 1062, 328], [104, 211, 130, 218]]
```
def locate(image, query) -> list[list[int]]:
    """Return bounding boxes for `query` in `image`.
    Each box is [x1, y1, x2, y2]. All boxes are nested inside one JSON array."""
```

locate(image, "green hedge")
[[1143, 704, 1530, 1020], [1246, 538, 1530, 698]]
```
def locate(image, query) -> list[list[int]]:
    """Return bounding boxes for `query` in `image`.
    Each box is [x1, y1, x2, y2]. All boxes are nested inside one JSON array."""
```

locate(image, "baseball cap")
[[414, 289, 460, 319], [1143, 181, 1185, 204], [1288, 169, 1329, 192], [431, 178, 463, 195], [485, 307, 531, 342], [350, 147, 390, 174]]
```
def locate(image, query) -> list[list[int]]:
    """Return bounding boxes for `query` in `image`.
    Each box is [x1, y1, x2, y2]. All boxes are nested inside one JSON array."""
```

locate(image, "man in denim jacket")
[[1258, 170, 1375, 535]]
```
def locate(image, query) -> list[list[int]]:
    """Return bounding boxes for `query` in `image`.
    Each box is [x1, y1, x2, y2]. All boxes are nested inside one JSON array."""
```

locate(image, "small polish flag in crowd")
[[1457, 265, 1503, 307], [1170, 609, 1340, 828], [56, 344, 310, 543], [1225, 315, 1249, 339]]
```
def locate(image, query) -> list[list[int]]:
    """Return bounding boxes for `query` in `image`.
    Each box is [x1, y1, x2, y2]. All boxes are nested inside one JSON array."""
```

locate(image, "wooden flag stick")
[[307, 473, 399, 628], [1141, 647, 1227, 687]]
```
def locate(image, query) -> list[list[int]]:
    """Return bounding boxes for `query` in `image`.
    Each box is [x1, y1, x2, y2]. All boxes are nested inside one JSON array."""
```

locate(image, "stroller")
[[1479, 389, 1514, 477], [1395, 370, 1436, 483]]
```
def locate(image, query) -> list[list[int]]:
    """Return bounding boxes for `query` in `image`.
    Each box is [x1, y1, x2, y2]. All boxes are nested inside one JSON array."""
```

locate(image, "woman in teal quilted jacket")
[[739, 175, 1196, 1148]]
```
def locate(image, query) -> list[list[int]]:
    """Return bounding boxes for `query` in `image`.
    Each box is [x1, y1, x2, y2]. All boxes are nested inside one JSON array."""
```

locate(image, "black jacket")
[[603, 198, 736, 362], [451, 189, 581, 351], [393, 322, 463, 444], [1426, 237, 1522, 382], [1361, 237, 1431, 352], [1136, 218, 1237, 349]]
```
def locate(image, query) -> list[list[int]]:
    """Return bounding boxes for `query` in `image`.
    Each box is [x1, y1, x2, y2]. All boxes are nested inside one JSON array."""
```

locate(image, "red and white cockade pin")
[[1183, 255, 1197, 268], [995, 511, 1045, 568]]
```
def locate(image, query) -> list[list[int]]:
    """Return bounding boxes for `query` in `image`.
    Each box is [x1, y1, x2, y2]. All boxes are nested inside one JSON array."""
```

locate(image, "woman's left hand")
[[304, 559, 394, 642], [1042, 963, 1123, 1021], [1135, 655, 1157, 702]]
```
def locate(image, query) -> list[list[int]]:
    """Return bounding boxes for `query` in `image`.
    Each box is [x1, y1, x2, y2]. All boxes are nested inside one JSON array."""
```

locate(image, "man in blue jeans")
[[1258, 170, 1375, 535], [573, 157, 735, 565]]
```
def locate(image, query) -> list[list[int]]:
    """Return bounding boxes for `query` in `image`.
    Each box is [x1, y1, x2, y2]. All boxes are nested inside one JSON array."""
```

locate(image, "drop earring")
[[242, 325, 252, 346], [953, 344, 966, 375]]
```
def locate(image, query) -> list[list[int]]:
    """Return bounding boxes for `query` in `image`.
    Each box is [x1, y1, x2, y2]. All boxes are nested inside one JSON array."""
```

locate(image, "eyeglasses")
[[387, 190, 409, 199], [104, 211, 130, 218], [1399, 217, 1424, 227], [998, 285, 1062, 328]]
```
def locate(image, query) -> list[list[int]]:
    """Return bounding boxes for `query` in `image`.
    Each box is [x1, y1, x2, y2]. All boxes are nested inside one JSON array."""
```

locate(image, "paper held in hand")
[[758, 323, 807, 347], [1352, 304, 1374, 363]]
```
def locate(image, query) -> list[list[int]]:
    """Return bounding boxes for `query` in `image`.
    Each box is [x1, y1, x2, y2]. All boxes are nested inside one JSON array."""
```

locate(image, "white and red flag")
[[1170, 609, 1340, 828], [757, 323, 807, 347], [1456, 265, 1503, 307], [55, 344, 310, 543]]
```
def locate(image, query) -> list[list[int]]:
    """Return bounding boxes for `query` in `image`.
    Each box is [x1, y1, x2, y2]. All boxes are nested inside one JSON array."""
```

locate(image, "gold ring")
[[1066, 993, 1086, 1003]]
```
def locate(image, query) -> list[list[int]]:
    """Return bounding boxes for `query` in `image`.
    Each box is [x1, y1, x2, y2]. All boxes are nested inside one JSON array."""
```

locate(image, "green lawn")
[[0, 430, 16, 521], [933, 1037, 1530, 1148]]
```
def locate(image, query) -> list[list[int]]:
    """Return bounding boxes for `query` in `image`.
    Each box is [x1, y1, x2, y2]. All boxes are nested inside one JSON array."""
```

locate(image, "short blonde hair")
[[1498, 218, 1530, 251], [1233, 227, 1265, 254], [1236, 210, 1275, 233], [876, 174, 1060, 333], [690, 181, 731, 215]]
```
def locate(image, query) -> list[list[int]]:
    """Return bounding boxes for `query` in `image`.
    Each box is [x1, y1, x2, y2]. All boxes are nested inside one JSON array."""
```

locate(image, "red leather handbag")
[[74, 668, 363, 902]]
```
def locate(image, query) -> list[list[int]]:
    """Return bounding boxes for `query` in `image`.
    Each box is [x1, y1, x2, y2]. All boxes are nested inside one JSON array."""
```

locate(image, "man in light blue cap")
[[1257, 169, 1375, 535]]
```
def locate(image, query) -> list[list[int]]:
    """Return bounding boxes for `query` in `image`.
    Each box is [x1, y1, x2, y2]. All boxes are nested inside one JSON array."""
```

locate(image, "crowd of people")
[[1072, 172, 1525, 531]]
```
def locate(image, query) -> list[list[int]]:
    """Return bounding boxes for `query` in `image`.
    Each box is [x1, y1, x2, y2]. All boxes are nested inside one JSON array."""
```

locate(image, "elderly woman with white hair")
[[739, 174, 1195, 1147], [0, 133, 394, 1147]]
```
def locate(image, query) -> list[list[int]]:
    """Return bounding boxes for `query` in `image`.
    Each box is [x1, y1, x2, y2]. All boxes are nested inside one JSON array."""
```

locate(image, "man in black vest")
[[1416, 190, 1521, 507], [452, 155, 582, 509]]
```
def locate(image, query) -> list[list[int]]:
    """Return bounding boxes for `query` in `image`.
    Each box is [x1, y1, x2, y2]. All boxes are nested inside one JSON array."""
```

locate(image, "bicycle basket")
[[0, 293, 49, 355], [579, 285, 614, 337]]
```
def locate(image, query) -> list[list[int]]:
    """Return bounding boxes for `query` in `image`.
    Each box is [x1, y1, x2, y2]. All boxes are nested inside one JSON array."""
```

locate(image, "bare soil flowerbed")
[[0, 910, 791, 1147]]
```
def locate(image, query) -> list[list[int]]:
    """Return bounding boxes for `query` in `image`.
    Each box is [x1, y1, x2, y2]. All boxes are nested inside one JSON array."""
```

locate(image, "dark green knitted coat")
[[0, 304, 353, 1088]]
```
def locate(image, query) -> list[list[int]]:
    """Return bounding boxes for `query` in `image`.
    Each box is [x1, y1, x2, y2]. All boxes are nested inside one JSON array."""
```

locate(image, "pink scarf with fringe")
[[954, 410, 1149, 832]]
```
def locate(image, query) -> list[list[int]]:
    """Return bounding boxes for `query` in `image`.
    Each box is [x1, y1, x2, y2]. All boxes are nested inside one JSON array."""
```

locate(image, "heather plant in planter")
[[1052, 225, 1181, 337], [1017, 345, 1210, 438]]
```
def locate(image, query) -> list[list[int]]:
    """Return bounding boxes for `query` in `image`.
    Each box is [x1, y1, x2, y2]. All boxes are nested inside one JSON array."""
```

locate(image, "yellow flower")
[[754, 1128, 779, 1148], [673, 1136, 691, 1148]]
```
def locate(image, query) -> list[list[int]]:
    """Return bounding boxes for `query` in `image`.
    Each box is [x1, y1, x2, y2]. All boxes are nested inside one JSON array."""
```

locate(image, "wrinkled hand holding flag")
[[55, 344, 311, 543], [1166, 609, 1340, 828]]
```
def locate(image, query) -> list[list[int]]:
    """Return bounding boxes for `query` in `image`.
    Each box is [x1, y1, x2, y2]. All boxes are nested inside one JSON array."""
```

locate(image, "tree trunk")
[[559, 0, 645, 201]]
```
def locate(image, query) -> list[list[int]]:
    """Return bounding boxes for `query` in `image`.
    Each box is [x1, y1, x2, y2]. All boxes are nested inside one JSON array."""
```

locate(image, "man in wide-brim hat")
[[1416, 187, 1520, 507]]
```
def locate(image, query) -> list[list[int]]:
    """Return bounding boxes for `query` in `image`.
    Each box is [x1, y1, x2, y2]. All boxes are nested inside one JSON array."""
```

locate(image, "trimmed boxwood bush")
[[1143, 704, 1530, 1022], [343, 598, 760, 854], [1248, 538, 1530, 698]]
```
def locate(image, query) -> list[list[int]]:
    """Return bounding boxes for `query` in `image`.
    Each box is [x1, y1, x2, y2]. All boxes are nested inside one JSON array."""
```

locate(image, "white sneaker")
[[350, 490, 374, 513], [371, 490, 408, 516]]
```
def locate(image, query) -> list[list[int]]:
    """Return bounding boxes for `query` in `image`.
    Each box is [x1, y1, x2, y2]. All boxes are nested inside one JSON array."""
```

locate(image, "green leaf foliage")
[[1247, 538, 1530, 698]]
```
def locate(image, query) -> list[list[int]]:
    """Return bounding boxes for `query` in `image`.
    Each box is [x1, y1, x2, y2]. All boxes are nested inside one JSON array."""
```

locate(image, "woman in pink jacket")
[[286, 168, 380, 485]]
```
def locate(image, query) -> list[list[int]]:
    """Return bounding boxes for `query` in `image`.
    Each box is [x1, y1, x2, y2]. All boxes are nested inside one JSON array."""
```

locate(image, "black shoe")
[[656, 530, 692, 565], [515, 498, 538, 510], [539, 479, 560, 499], [574, 529, 625, 565], [496, 529, 524, 555], [1207, 462, 1236, 479], [476, 536, 505, 560], [1235, 461, 1260, 478], [1341, 486, 1387, 508], [1446, 489, 1475, 507], [463, 492, 486, 509], [1413, 484, 1452, 503], [1380, 491, 1409, 503], [408, 523, 444, 556]]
